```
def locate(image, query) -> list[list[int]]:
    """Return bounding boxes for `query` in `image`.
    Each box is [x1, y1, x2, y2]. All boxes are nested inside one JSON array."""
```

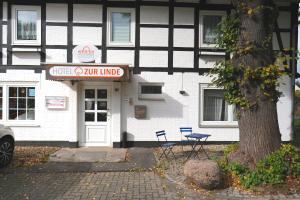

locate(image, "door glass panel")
[[85, 112, 95, 122], [97, 101, 107, 110], [97, 89, 107, 99], [97, 113, 107, 122], [85, 101, 95, 110], [85, 89, 95, 99]]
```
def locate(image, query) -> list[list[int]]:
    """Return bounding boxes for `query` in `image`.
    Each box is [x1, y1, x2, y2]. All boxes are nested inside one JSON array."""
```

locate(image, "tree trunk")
[[231, 0, 281, 165]]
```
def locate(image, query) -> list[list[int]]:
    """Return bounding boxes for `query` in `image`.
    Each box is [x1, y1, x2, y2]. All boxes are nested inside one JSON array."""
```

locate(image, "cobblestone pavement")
[[1, 171, 300, 200]]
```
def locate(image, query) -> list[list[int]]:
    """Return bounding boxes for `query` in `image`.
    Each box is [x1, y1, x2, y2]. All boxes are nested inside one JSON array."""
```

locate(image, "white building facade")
[[0, 0, 297, 147]]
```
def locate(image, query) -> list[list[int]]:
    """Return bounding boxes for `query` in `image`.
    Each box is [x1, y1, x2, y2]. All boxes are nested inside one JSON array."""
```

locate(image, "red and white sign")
[[45, 96, 67, 109], [73, 44, 100, 63], [49, 66, 124, 78]]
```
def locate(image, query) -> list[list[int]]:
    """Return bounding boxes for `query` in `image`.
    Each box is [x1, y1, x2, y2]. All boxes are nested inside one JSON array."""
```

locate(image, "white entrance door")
[[83, 87, 111, 146]]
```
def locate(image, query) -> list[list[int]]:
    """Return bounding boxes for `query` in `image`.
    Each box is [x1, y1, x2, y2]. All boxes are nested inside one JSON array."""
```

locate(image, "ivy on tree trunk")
[[210, 0, 288, 166], [233, 0, 281, 164]]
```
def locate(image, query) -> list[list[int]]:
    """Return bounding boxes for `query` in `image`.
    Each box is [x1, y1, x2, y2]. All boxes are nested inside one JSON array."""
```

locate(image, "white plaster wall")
[[140, 28, 168, 47], [174, 29, 194, 47], [140, 51, 168, 67], [46, 3, 68, 22], [277, 75, 292, 141], [121, 72, 292, 142], [46, 49, 67, 63], [12, 53, 40, 65], [174, 7, 194, 25], [199, 56, 224, 68], [73, 4, 102, 23], [46, 26, 68, 45], [173, 51, 194, 68], [2, 25, 7, 45], [107, 50, 134, 65], [140, 6, 169, 24], [2, 2, 7, 21], [73, 27, 102, 45], [2, 48, 7, 65]]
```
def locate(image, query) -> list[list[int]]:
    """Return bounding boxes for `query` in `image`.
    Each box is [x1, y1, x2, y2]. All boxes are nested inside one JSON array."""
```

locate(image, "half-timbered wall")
[[0, 0, 297, 145]]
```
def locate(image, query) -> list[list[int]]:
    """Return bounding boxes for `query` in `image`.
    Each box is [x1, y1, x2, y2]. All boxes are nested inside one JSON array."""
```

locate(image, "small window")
[[138, 83, 164, 100], [8, 87, 35, 120], [108, 8, 135, 46], [200, 11, 225, 48], [12, 5, 41, 45], [200, 85, 237, 127]]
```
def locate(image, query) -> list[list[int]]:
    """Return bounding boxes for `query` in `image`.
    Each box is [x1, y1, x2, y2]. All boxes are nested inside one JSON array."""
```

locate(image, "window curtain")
[[203, 15, 222, 44], [17, 10, 37, 40], [111, 12, 131, 42], [203, 90, 228, 121]]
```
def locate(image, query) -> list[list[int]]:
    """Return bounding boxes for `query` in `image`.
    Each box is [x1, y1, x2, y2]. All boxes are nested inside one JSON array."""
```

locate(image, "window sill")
[[199, 122, 238, 128], [1, 122, 40, 127], [11, 47, 42, 53]]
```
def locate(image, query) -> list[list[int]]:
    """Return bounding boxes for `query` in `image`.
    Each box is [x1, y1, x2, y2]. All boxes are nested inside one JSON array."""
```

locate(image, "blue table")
[[184, 133, 211, 160]]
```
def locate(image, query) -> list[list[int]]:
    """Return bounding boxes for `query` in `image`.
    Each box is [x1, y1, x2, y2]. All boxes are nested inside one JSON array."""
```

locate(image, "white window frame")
[[107, 8, 135, 47], [199, 11, 226, 48], [0, 83, 39, 127], [138, 82, 164, 100], [12, 5, 41, 45], [199, 84, 238, 127]]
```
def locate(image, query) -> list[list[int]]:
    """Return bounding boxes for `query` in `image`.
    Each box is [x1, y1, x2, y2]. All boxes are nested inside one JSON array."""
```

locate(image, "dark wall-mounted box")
[[135, 105, 147, 119]]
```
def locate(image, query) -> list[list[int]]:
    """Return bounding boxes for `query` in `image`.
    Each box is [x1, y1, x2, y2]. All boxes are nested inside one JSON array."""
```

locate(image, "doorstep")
[[49, 147, 127, 163]]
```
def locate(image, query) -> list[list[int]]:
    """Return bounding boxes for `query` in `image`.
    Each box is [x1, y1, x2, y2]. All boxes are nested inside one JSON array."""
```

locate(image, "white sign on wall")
[[73, 44, 100, 63], [45, 96, 67, 110]]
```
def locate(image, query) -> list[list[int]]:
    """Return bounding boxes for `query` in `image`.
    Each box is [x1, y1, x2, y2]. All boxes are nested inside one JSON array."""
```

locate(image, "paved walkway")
[[1, 147, 300, 200], [1, 171, 300, 200], [0, 148, 156, 173]]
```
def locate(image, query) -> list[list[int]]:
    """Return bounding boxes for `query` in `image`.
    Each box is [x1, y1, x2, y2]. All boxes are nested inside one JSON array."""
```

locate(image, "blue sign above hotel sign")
[[45, 64, 130, 82]]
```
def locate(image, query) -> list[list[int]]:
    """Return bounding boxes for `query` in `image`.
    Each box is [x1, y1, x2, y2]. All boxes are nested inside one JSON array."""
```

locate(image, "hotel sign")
[[46, 64, 129, 81], [73, 44, 100, 63]]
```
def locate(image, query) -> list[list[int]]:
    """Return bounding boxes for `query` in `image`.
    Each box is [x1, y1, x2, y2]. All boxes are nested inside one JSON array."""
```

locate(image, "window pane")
[[17, 10, 37, 40], [85, 89, 95, 99], [27, 99, 35, 109], [9, 98, 17, 109], [27, 87, 35, 97], [85, 112, 95, 122], [18, 98, 26, 108], [18, 87, 26, 97], [97, 89, 107, 99], [8, 86, 35, 121], [27, 110, 35, 120], [97, 113, 107, 122], [97, 101, 107, 110], [85, 101, 95, 110], [9, 87, 17, 97], [203, 89, 228, 121], [141, 85, 162, 94], [9, 109, 18, 120], [203, 15, 222, 44], [18, 110, 26, 120], [111, 12, 131, 42]]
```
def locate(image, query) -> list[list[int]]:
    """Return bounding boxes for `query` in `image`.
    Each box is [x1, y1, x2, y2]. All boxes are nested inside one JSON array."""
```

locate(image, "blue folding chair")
[[179, 127, 193, 150], [155, 130, 176, 160]]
